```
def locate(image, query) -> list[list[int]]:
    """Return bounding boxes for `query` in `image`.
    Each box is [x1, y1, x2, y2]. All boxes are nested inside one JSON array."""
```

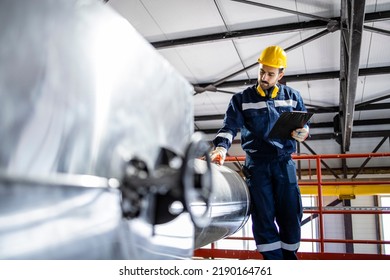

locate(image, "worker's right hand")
[[210, 146, 227, 165]]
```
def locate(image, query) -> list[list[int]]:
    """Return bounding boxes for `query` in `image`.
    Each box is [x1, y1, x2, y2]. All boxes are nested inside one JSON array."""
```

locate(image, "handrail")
[[194, 152, 390, 259], [225, 152, 390, 162]]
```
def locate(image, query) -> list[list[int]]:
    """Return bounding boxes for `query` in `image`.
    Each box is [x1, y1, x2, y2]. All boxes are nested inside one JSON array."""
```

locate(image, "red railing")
[[194, 152, 390, 260]]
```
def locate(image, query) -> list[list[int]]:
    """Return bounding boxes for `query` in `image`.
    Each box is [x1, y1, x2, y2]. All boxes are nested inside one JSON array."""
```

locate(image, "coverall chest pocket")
[[243, 109, 268, 135]]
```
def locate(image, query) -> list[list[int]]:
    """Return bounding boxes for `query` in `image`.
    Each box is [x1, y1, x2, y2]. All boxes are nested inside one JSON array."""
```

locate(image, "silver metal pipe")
[[193, 160, 250, 249]]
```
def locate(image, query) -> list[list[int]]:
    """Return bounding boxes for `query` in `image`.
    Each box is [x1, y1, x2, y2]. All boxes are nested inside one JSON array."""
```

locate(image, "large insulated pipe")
[[0, 0, 197, 260], [0, 0, 249, 259], [192, 160, 251, 249]]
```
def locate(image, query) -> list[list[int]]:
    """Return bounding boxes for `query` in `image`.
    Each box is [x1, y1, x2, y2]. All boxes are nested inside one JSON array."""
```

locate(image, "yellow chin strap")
[[256, 84, 279, 98]]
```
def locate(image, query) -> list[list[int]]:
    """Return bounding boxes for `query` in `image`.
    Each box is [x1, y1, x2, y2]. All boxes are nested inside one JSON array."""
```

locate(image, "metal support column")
[[339, 0, 366, 152]]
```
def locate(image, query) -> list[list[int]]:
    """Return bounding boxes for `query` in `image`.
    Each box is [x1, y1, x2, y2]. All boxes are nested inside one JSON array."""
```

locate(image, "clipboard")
[[268, 111, 313, 139]]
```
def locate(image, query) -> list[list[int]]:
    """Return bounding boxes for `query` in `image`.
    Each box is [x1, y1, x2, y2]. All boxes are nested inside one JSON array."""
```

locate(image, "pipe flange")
[[181, 132, 212, 228]]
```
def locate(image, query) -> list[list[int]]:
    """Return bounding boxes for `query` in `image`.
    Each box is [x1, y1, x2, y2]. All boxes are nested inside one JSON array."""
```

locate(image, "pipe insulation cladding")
[[0, 0, 194, 259], [0, 0, 250, 259]]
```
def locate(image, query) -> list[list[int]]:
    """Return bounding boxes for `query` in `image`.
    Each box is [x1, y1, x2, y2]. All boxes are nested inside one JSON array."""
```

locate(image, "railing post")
[[316, 155, 325, 253]]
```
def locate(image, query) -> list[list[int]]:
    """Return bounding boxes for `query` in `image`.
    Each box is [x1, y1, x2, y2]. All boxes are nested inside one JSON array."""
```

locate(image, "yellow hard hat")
[[258, 45, 287, 69]]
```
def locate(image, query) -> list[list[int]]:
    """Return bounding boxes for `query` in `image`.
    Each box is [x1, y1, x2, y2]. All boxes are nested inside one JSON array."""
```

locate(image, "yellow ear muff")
[[256, 84, 279, 98], [270, 85, 279, 98], [256, 84, 266, 97]]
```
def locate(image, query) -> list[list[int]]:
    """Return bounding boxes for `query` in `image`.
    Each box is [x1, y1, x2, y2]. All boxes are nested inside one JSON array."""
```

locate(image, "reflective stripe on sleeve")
[[270, 141, 283, 149], [216, 132, 233, 143]]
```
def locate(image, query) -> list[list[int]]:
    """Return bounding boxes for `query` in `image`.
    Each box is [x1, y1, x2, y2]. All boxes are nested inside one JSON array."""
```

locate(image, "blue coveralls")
[[212, 84, 306, 260]]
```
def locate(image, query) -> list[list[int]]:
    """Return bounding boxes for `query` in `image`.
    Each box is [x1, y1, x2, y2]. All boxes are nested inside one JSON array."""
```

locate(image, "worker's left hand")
[[291, 126, 309, 142]]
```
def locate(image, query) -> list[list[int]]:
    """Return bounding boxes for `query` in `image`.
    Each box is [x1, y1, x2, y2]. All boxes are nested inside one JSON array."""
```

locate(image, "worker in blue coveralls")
[[210, 45, 309, 260]]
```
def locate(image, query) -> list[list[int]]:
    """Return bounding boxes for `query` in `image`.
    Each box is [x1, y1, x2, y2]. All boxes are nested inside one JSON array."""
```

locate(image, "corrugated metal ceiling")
[[107, 0, 390, 169]]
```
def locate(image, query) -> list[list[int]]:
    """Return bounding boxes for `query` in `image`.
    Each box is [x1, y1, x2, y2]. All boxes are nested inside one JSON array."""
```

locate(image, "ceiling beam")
[[193, 28, 331, 94], [151, 11, 390, 49], [152, 21, 330, 49], [339, 0, 365, 152], [194, 66, 390, 89], [309, 130, 390, 140], [195, 103, 390, 121], [309, 118, 390, 128], [364, 25, 390, 36]]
